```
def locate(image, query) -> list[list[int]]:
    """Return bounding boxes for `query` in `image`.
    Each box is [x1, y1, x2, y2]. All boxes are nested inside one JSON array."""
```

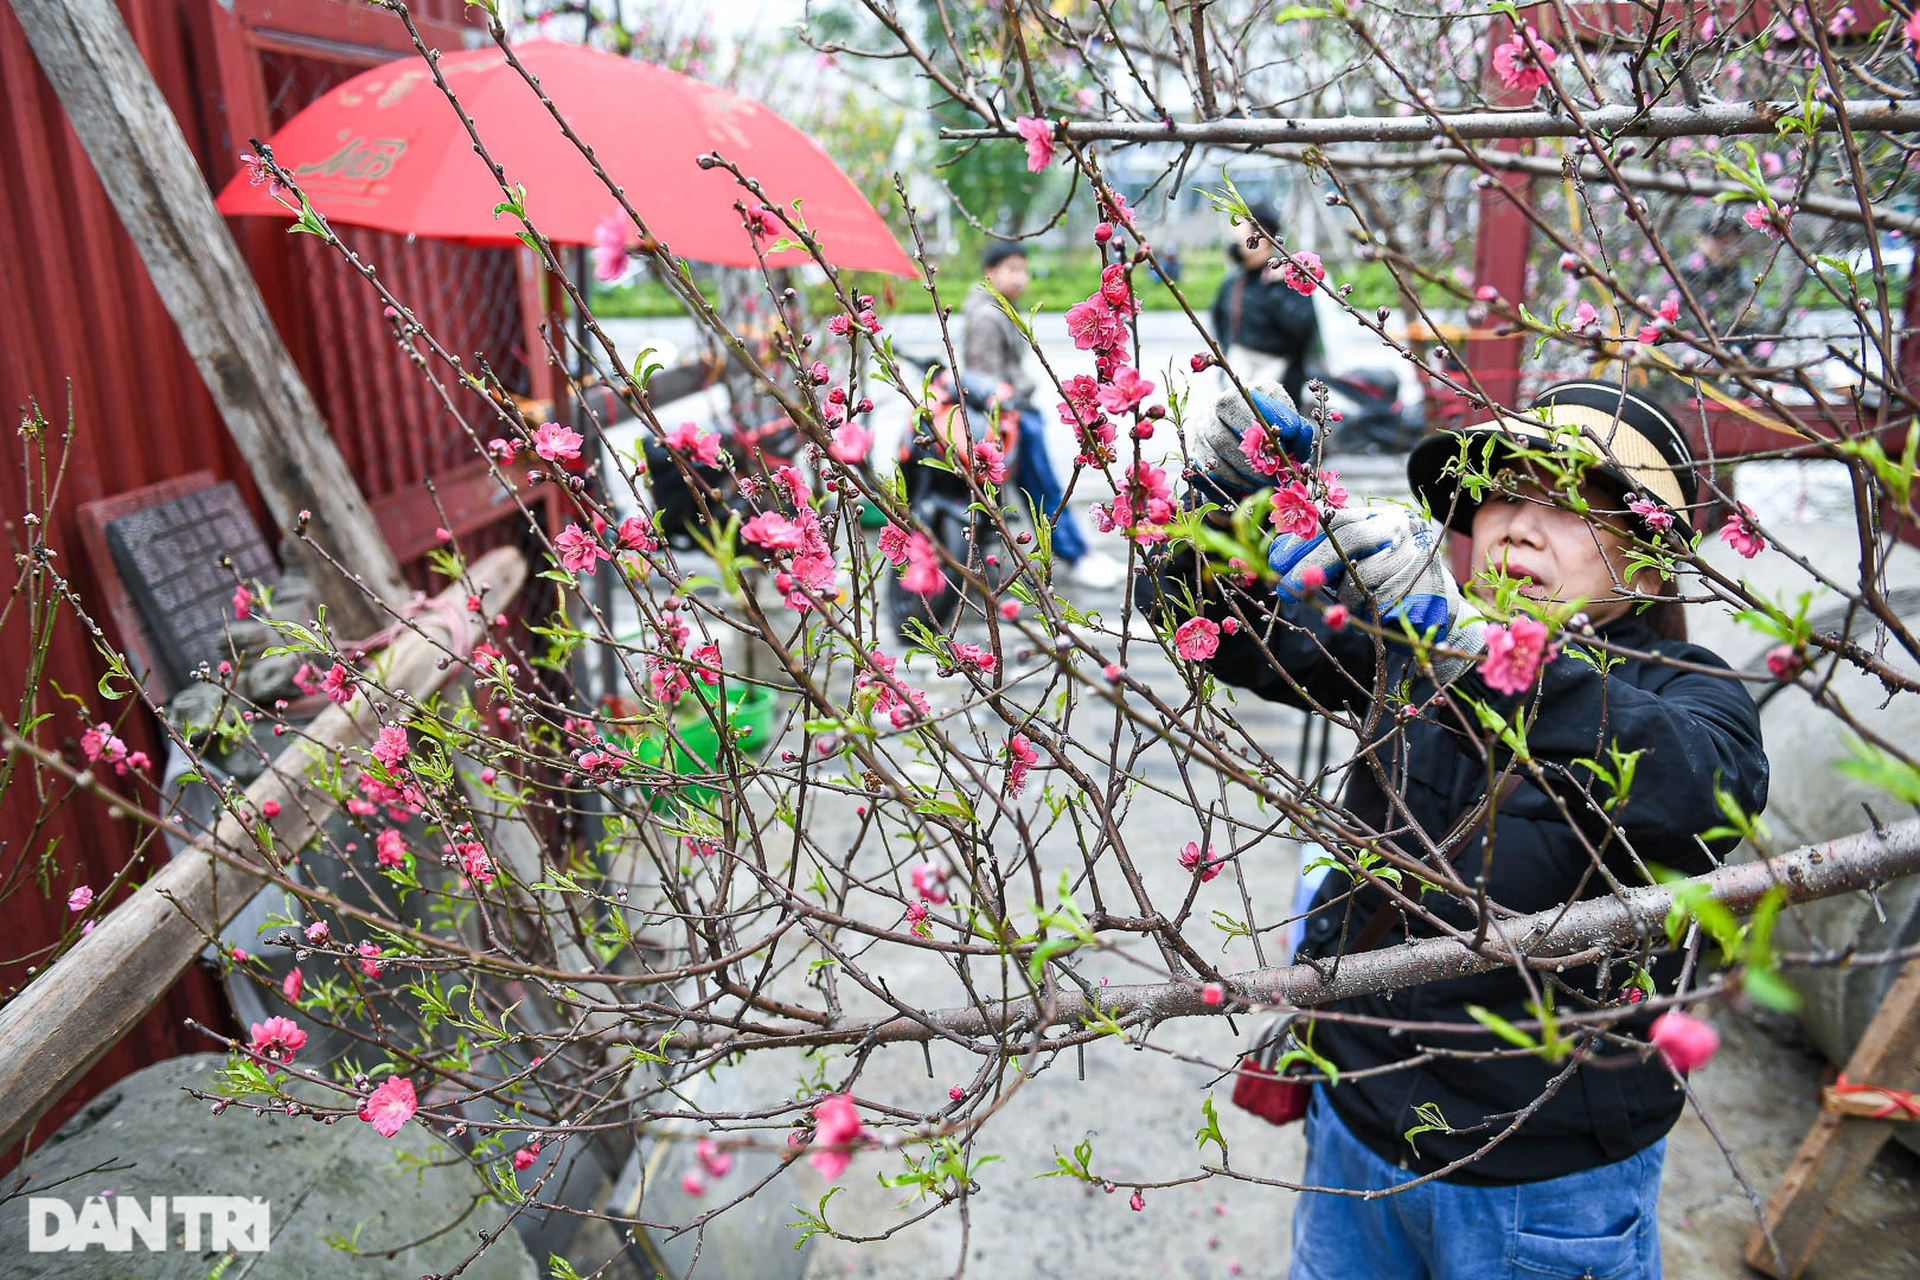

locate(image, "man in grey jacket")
[[961, 242, 1122, 590]]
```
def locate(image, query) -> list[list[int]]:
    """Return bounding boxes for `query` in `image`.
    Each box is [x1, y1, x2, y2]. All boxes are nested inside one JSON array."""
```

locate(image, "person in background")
[[1209, 201, 1321, 406], [962, 241, 1124, 590]]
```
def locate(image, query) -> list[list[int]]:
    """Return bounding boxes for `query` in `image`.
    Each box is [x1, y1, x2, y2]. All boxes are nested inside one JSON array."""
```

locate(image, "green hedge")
[[585, 253, 1418, 321]]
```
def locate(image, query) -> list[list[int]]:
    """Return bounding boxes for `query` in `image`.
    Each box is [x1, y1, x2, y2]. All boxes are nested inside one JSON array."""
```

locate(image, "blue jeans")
[[1014, 409, 1089, 564], [1290, 1087, 1664, 1280]]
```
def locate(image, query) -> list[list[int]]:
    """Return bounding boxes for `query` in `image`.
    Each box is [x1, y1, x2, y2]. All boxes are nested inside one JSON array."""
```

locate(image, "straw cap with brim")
[[1407, 381, 1699, 537]]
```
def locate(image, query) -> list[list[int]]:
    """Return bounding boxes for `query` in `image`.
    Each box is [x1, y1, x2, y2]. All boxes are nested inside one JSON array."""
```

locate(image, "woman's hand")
[[1270, 507, 1487, 680], [1188, 379, 1313, 506]]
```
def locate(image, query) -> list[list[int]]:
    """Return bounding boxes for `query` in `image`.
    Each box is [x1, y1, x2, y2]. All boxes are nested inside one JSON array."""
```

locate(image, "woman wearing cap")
[[1152, 380, 1768, 1278]]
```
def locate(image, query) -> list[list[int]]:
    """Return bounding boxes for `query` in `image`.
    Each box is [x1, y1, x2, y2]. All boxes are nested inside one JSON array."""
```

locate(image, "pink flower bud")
[[1649, 1010, 1720, 1073], [1202, 983, 1224, 1005], [1765, 645, 1804, 681]]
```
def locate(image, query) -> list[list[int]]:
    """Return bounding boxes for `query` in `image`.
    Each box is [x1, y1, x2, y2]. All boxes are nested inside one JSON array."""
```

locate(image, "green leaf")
[[1833, 736, 1920, 806], [1196, 1093, 1228, 1162], [1403, 1101, 1453, 1154], [1037, 1137, 1096, 1182], [1742, 965, 1802, 1014], [1465, 1004, 1538, 1052]]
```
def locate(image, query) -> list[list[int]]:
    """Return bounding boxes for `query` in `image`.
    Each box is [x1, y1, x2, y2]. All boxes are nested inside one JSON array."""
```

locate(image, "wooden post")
[[1745, 957, 1920, 1277], [0, 547, 526, 1153], [8, 0, 407, 636]]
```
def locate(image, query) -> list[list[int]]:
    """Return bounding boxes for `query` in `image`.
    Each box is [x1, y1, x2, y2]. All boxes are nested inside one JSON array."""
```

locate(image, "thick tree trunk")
[[694, 821, 1920, 1051]]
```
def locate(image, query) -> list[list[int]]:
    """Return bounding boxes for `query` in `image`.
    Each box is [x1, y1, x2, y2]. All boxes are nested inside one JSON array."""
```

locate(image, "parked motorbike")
[[1313, 367, 1425, 455], [885, 358, 1025, 638]]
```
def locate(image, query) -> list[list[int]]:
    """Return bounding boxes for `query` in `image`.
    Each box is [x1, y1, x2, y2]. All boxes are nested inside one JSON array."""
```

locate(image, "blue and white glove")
[[1268, 507, 1486, 681], [1188, 380, 1315, 507]]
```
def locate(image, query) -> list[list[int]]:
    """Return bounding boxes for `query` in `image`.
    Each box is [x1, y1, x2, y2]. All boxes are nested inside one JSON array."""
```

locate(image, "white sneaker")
[[1062, 550, 1126, 591]]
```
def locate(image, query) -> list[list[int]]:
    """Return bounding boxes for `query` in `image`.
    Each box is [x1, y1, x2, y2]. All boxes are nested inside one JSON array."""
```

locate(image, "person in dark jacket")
[[1208, 202, 1321, 405], [1147, 379, 1768, 1279]]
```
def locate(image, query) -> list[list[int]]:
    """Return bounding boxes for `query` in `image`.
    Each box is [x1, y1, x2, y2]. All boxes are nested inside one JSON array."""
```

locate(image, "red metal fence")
[[0, 0, 553, 1155]]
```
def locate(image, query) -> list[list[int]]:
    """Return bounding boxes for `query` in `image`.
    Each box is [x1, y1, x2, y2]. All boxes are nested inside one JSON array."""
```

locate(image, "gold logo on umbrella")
[[296, 135, 410, 182]]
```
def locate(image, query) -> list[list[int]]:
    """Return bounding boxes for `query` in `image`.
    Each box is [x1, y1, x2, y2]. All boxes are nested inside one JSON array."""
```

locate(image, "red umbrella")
[[216, 40, 914, 276]]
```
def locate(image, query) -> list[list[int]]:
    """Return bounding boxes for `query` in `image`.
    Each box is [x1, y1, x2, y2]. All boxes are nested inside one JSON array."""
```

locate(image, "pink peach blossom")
[[1015, 116, 1055, 171], [1479, 616, 1557, 695], [1629, 497, 1675, 533], [828, 423, 873, 465], [1097, 366, 1156, 414], [359, 1075, 417, 1137], [592, 212, 628, 282], [248, 1015, 307, 1064], [371, 725, 409, 770], [1006, 733, 1038, 797], [662, 421, 722, 468], [532, 422, 583, 463], [900, 532, 944, 596], [878, 523, 911, 565], [319, 663, 355, 704], [1721, 504, 1765, 558], [911, 861, 949, 904], [1269, 482, 1320, 539], [697, 1138, 732, 1179], [1174, 617, 1222, 661], [741, 512, 805, 551], [809, 1093, 866, 1180], [1179, 840, 1224, 882], [555, 524, 608, 575], [1492, 27, 1558, 93], [1766, 645, 1804, 681], [1282, 251, 1324, 297], [973, 437, 1009, 485]]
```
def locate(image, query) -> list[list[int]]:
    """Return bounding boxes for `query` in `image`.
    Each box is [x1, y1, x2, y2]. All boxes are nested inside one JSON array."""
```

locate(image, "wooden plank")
[[369, 458, 540, 563], [6, 0, 407, 637], [1819, 1086, 1920, 1121], [0, 546, 526, 1153], [1745, 957, 1920, 1277]]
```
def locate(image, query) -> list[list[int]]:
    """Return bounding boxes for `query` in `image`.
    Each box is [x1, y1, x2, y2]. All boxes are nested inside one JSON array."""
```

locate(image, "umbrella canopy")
[[216, 40, 914, 276]]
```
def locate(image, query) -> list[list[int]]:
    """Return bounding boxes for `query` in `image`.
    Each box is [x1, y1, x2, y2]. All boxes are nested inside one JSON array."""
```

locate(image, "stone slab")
[[0, 1054, 535, 1280]]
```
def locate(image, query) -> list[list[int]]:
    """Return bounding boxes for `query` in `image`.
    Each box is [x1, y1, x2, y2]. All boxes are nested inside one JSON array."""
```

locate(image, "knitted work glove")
[[1268, 507, 1487, 682], [1188, 381, 1315, 507]]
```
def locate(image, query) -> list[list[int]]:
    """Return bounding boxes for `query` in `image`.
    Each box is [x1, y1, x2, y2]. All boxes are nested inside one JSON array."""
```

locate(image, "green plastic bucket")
[[629, 683, 779, 809]]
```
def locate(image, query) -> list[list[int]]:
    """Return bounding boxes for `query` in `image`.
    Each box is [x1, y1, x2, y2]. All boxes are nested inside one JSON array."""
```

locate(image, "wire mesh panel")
[[260, 50, 533, 504]]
